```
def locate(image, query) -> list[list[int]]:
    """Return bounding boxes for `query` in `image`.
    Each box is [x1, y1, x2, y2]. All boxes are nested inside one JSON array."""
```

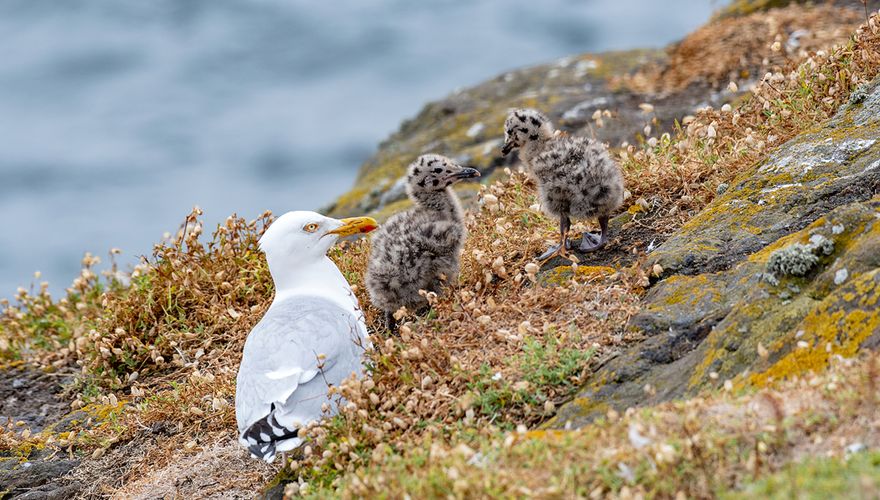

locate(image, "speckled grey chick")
[[502, 108, 624, 260], [366, 154, 480, 332]]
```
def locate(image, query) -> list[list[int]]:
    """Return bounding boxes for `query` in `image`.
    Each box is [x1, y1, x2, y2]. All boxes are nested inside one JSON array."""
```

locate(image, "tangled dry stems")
[[625, 4, 864, 93], [619, 8, 880, 237]]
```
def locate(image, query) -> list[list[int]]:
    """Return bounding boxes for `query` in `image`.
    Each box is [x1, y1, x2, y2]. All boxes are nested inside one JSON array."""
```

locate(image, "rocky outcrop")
[[552, 79, 880, 428], [0, 365, 81, 499], [325, 49, 735, 219]]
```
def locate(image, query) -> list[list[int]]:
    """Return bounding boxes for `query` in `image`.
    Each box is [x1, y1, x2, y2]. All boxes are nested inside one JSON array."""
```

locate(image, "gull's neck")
[[411, 188, 463, 221], [269, 256, 358, 313], [521, 137, 551, 167]]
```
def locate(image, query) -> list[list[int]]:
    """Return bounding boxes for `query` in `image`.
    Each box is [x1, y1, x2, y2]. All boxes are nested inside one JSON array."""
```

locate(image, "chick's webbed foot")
[[538, 238, 572, 261], [578, 232, 606, 253], [578, 216, 610, 253], [540, 214, 572, 261]]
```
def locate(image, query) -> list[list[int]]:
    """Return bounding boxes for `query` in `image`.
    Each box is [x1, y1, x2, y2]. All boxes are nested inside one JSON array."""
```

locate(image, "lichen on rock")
[[764, 234, 834, 282]]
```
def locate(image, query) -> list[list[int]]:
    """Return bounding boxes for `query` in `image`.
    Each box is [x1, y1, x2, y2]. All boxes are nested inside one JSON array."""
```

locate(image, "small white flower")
[[706, 125, 717, 139]]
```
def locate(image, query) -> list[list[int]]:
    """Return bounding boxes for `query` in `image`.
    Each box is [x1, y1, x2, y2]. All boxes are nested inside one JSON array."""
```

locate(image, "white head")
[[259, 211, 377, 281]]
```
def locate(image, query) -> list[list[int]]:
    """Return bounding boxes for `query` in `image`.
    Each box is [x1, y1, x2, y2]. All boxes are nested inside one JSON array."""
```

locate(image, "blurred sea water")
[[0, 0, 724, 296]]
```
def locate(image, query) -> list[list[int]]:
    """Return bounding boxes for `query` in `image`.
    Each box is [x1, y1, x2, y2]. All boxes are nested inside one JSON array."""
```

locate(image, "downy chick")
[[366, 154, 480, 332], [502, 108, 624, 260]]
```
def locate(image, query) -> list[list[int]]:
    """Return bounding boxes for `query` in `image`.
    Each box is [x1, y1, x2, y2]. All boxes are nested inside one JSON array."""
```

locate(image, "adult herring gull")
[[235, 211, 377, 462]]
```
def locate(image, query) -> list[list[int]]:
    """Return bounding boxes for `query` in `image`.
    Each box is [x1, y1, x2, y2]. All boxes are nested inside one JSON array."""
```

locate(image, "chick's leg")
[[538, 214, 571, 261], [385, 311, 398, 335]]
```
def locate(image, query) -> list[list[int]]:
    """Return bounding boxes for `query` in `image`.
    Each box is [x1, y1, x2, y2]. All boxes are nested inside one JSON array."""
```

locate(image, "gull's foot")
[[578, 232, 606, 253], [538, 243, 568, 262]]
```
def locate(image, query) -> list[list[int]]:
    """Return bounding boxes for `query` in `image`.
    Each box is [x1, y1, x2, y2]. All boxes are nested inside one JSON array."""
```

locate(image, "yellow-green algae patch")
[[540, 265, 616, 286], [648, 274, 723, 308]]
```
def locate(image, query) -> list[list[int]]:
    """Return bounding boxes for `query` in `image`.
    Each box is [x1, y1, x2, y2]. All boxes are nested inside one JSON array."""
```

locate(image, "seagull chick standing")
[[366, 154, 480, 332], [502, 108, 624, 260], [235, 211, 377, 462]]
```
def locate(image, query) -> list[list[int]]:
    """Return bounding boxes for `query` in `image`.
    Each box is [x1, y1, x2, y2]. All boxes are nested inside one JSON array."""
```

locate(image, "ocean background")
[[0, 0, 724, 297]]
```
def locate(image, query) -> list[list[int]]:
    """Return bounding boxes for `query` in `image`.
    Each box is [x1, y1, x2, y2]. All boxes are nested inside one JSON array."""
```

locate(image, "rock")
[[551, 81, 880, 428], [0, 364, 72, 433], [326, 49, 730, 219], [650, 78, 880, 277], [0, 459, 81, 499]]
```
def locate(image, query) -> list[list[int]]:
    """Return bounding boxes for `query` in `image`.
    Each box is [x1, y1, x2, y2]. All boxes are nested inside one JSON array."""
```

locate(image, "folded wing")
[[235, 295, 367, 462]]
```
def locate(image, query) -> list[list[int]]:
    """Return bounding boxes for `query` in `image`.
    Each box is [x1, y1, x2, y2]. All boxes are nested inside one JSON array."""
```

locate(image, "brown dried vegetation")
[[621, 7, 880, 236], [626, 4, 863, 93]]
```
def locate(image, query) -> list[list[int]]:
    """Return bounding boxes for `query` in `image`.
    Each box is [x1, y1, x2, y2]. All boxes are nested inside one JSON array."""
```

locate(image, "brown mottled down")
[[503, 108, 624, 255], [366, 154, 479, 329]]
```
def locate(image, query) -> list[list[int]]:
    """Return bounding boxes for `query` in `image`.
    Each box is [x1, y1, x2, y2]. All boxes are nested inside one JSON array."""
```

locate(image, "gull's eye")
[[303, 223, 320, 233]]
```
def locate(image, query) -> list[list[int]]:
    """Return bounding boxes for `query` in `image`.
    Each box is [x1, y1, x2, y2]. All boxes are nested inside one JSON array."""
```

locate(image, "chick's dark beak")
[[446, 167, 481, 183], [501, 142, 515, 156]]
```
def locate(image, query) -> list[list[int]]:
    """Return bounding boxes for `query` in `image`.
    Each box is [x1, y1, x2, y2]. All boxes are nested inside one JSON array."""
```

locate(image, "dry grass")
[[624, 4, 863, 93], [1, 8, 879, 499], [314, 352, 880, 499], [619, 8, 880, 237]]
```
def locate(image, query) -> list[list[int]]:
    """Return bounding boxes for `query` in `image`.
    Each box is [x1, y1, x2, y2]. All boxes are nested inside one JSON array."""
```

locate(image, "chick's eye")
[[303, 223, 319, 233]]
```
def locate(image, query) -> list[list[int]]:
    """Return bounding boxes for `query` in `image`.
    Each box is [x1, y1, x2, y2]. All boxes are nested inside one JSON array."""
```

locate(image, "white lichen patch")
[[761, 183, 803, 194], [761, 138, 877, 176], [379, 176, 408, 205], [481, 139, 502, 156], [834, 267, 849, 285], [808, 234, 834, 255], [837, 158, 880, 181], [765, 234, 835, 282], [766, 243, 819, 277], [563, 96, 610, 120], [574, 59, 598, 78]]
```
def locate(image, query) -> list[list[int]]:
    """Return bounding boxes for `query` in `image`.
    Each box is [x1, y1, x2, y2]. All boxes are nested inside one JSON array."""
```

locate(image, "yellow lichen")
[[748, 270, 880, 386]]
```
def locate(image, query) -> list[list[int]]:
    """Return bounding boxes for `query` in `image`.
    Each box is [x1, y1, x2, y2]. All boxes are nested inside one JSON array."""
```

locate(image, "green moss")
[[721, 451, 880, 499]]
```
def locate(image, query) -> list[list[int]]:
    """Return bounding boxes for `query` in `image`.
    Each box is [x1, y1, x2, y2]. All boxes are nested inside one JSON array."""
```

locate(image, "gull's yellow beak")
[[326, 216, 378, 237]]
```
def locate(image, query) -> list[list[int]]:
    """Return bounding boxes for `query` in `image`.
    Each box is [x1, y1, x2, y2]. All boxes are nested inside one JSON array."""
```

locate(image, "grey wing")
[[234, 296, 367, 456]]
